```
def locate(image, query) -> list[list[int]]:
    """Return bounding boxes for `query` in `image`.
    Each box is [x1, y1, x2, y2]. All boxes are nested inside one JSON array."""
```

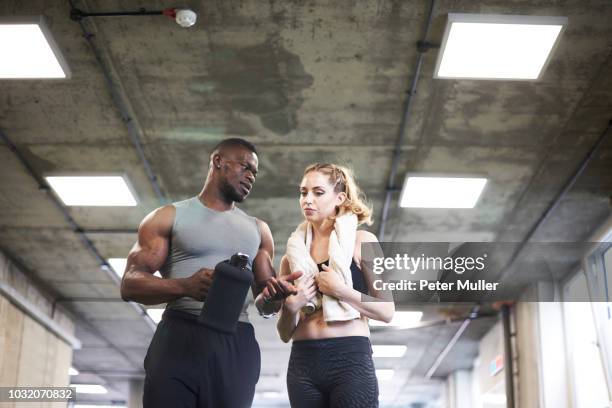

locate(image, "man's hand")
[[183, 267, 215, 301], [262, 271, 303, 302]]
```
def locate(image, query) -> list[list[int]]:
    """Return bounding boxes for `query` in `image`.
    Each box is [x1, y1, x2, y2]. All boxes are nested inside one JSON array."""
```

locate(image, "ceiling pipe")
[[0, 129, 157, 332], [71, 7, 167, 20], [378, 0, 439, 239], [68, 0, 168, 206], [501, 304, 516, 408], [70, 7, 197, 28], [424, 304, 480, 379]]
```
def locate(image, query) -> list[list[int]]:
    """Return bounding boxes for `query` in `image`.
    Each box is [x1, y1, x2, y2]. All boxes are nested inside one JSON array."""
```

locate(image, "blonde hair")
[[303, 163, 373, 226]]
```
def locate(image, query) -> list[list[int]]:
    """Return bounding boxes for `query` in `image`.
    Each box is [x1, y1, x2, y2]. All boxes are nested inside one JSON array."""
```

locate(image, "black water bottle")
[[198, 253, 253, 333]]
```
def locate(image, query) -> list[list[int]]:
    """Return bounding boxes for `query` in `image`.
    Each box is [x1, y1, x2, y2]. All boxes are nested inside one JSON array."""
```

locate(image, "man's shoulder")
[[173, 196, 196, 208], [140, 204, 175, 236]]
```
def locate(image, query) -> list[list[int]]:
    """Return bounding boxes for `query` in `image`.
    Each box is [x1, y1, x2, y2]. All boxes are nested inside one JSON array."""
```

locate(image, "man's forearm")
[[121, 271, 188, 305]]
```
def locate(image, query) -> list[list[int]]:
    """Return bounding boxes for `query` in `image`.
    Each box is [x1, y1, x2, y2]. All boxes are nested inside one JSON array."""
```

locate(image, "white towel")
[[285, 213, 361, 322]]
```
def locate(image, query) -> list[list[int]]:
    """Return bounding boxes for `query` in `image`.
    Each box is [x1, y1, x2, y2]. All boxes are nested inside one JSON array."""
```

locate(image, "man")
[[120, 138, 301, 408]]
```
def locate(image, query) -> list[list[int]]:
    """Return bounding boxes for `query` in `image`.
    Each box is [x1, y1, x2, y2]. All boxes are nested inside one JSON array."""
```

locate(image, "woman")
[[276, 163, 395, 408]]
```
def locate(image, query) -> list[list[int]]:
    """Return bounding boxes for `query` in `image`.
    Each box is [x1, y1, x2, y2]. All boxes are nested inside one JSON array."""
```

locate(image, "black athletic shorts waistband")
[[291, 336, 372, 353], [161, 308, 252, 327]]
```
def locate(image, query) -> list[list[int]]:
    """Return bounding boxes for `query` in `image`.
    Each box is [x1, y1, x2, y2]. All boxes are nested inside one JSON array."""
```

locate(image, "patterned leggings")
[[287, 336, 379, 408]]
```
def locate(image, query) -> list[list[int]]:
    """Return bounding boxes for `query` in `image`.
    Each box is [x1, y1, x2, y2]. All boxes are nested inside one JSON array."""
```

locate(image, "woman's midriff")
[[291, 308, 370, 340]]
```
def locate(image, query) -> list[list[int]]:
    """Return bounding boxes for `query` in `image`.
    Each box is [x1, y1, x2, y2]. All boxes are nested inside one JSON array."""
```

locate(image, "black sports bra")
[[315, 259, 368, 295]]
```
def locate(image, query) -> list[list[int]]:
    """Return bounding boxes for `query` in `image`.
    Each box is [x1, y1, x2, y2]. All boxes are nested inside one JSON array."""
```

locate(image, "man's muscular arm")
[[252, 219, 301, 315], [120, 205, 213, 305]]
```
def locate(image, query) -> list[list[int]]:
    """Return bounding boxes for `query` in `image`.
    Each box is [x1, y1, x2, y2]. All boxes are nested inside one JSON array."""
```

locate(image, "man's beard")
[[220, 182, 245, 203]]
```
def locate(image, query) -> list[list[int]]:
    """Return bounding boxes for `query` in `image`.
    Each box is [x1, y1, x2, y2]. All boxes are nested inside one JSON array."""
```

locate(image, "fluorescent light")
[[369, 311, 423, 328], [0, 16, 70, 79], [435, 14, 567, 80], [69, 366, 79, 376], [45, 175, 137, 206], [74, 406, 126, 408], [107, 258, 127, 278], [258, 391, 283, 399], [375, 369, 395, 381], [71, 384, 107, 394], [147, 309, 164, 324], [399, 176, 487, 208], [372, 345, 407, 358]]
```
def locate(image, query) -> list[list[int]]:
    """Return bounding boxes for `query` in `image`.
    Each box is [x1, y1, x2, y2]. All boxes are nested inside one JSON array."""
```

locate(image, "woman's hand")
[[283, 276, 318, 314], [315, 264, 350, 300]]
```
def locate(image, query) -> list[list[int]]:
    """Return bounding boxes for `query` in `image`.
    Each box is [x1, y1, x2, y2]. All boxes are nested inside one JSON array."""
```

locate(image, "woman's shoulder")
[[353, 230, 378, 264], [356, 229, 378, 243]]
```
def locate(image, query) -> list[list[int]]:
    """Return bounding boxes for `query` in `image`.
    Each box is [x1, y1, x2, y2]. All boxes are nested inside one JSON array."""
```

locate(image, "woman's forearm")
[[338, 287, 395, 323], [276, 303, 300, 343]]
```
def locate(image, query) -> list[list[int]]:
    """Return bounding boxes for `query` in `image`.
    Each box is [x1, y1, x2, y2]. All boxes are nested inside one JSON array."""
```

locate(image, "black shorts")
[[143, 310, 260, 408], [287, 336, 379, 408]]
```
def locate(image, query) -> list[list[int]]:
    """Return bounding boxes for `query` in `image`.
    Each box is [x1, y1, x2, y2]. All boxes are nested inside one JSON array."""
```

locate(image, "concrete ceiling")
[[1, 0, 611, 406]]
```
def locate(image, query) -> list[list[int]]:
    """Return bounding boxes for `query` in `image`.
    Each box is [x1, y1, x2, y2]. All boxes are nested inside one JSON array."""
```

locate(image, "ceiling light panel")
[[375, 369, 395, 382], [146, 309, 164, 324], [399, 176, 487, 209], [435, 14, 567, 80], [45, 175, 138, 206], [372, 345, 408, 358], [71, 384, 107, 394], [369, 311, 423, 328], [0, 16, 71, 79]]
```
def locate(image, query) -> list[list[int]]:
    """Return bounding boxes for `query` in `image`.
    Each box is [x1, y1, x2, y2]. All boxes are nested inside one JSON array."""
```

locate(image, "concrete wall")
[[0, 251, 75, 408], [515, 301, 540, 408]]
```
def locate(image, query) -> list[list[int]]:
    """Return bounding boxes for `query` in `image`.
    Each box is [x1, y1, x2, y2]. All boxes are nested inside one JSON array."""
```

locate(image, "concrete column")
[[516, 282, 570, 408], [128, 378, 144, 408], [0, 251, 75, 402], [516, 301, 540, 408]]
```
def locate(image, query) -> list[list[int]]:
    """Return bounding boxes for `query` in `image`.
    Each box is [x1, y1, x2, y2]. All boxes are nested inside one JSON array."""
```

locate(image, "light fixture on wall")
[[0, 16, 71, 79], [434, 14, 567, 80], [70, 7, 197, 28]]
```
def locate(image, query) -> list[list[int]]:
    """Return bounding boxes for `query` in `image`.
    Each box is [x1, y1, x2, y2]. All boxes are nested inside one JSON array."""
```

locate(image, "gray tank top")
[[161, 197, 261, 322]]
